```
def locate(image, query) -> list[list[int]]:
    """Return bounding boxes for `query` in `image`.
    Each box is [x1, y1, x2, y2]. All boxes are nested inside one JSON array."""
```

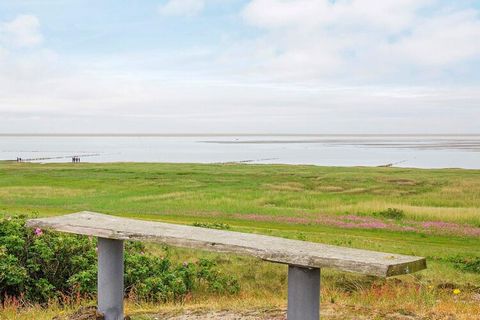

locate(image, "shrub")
[[373, 208, 405, 220], [448, 256, 480, 274], [196, 258, 240, 295], [0, 215, 239, 305], [192, 222, 231, 230]]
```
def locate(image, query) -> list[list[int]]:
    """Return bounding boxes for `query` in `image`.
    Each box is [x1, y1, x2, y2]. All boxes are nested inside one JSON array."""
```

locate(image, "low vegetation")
[[0, 215, 239, 305], [192, 221, 231, 230], [0, 162, 479, 319], [448, 256, 480, 274], [373, 207, 405, 220]]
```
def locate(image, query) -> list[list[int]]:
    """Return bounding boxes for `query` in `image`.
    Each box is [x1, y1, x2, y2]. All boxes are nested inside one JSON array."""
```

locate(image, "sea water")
[[1, 135, 479, 169]]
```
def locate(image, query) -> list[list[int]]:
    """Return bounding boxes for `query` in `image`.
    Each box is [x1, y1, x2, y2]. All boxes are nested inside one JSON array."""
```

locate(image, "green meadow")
[[1, 161, 479, 319]]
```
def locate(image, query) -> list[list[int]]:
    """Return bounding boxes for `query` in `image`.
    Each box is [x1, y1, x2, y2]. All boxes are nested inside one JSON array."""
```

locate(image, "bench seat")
[[27, 211, 425, 277]]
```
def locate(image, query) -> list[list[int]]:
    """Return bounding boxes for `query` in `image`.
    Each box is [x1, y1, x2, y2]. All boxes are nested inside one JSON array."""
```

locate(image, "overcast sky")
[[0, 0, 479, 134]]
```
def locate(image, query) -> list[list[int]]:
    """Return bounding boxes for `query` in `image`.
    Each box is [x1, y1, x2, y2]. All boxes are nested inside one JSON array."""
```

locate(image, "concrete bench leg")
[[287, 265, 320, 320], [98, 238, 124, 320]]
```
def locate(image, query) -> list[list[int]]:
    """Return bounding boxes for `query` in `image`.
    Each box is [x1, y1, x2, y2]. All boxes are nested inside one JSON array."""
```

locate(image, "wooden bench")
[[27, 211, 426, 320]]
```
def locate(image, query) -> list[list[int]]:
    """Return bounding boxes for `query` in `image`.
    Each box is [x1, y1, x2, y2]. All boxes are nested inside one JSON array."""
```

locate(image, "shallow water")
[[1, 135, 479, 169]]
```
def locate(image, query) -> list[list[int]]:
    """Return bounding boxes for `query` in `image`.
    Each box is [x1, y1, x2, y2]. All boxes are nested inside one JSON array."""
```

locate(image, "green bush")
[[373, 208, 405, 220], [448, 256, 480, 274], [192, 222, 231, 230], [0, 215, 239, 304]]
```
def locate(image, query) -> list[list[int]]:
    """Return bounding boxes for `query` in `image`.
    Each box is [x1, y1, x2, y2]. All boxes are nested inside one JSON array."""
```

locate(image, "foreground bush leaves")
[[0, 215, 239, 304]]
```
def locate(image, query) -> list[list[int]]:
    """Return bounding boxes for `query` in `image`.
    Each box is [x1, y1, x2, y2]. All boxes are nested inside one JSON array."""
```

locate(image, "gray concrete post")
[[98, 238, 124, 320], [287, 265, 320, 320]]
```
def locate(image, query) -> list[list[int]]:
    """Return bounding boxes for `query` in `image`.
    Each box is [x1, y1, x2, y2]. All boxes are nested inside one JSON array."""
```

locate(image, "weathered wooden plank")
[[27, 212, 426, 277]]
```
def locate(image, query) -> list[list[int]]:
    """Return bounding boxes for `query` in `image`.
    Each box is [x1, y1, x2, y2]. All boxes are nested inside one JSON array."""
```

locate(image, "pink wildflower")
[[34, 228, 43, 236]]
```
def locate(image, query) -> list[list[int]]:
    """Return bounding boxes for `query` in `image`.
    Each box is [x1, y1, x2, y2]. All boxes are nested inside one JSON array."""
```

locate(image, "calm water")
[[1, 135, 480, 169]]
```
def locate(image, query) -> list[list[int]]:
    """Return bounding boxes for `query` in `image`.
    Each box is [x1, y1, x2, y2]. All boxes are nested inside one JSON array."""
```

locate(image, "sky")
[[0, 0, 479, 134]]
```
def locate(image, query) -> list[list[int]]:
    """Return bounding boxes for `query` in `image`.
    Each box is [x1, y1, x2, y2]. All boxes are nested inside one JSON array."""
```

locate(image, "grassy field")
[[1, 161, 479, 319]]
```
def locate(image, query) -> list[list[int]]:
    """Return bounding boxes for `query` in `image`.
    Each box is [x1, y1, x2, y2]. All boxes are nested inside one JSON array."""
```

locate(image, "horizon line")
[[1, 133, 480, 137]]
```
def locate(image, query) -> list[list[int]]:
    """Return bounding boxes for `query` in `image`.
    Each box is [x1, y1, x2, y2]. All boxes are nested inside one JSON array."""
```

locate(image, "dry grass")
[[4, 285, 480, 320], [128, 192, 194, 202], [263, 182, 305, 192], [0, 186, 91, 199], [333, 201, 480, 224]]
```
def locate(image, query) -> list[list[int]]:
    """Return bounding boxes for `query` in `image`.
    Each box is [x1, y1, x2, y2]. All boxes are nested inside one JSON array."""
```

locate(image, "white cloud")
[[0, 15, 56, 93], [241, 0, 480, 80], [387, 9, 480, 66], [243, 0, 431, 31], [0, 5, 479, 134], [1, 14, 43, 47], [2, 72, 479, 133], [158, 0, 205, 17]]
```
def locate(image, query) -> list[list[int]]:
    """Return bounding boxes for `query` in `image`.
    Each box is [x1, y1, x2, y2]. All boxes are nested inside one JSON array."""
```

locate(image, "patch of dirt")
[[53, 306, 104, 320], [58, 305, 470, 320], [140, 306, 427, 320], [53, 306, 132, 320], [149, 309, 286, 320]]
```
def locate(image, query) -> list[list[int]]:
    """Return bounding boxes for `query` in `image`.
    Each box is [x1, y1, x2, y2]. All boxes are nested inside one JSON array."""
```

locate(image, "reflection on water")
[[1, 135, 479, 169]]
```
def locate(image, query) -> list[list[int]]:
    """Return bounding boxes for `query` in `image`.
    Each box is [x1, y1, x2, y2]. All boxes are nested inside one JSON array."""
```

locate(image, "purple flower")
[[34, 228, 43, 236]]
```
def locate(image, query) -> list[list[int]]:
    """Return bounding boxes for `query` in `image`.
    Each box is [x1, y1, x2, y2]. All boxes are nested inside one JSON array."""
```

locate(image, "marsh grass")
[[0, 162, 479, 318], [2, 162, 479, 223]]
